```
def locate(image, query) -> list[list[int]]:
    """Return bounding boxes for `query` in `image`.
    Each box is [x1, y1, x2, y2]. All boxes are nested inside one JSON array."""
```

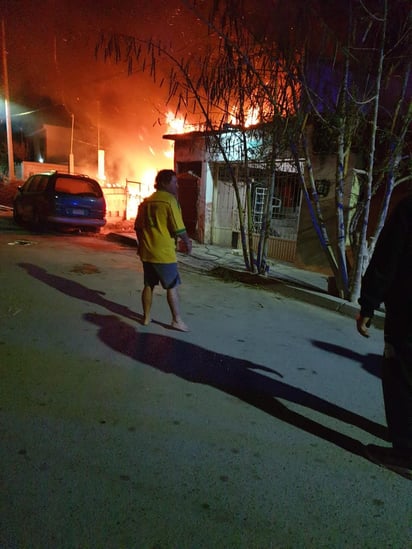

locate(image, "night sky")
[[0, 0, 208, 184]]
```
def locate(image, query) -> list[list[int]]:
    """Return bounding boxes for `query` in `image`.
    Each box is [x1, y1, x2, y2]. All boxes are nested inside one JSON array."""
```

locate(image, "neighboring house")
[[12, 105, 127, 222], [21, 104, 73, 165], [28, 124, 71, 164], [164, 128, 358, 270]]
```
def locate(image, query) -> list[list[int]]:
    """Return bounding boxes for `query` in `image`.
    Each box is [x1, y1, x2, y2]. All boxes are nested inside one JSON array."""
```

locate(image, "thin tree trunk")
[[349, 0, 387, 302]]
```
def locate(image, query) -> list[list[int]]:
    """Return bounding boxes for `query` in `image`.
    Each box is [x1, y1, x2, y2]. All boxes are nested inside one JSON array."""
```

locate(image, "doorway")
[[177, 173, 199, 239]]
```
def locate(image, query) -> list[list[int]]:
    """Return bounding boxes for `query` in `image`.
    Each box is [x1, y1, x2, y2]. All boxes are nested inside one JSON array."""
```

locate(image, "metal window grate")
[[252, 172, 301, 239], [216, 162, 302, 242]]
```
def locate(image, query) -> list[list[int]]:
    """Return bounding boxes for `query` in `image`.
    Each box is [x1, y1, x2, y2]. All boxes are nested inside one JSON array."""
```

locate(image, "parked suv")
[[13, 171, 106, 232]]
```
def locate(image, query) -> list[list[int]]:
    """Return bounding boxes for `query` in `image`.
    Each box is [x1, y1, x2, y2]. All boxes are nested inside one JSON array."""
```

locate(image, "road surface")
[[0, 221, 411, 548]]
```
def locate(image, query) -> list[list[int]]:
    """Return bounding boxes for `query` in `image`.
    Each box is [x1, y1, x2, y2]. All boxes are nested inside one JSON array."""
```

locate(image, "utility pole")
[[1, 18, 15, 181], [96, 100, 105, 182], [69, 113, 74, 173]]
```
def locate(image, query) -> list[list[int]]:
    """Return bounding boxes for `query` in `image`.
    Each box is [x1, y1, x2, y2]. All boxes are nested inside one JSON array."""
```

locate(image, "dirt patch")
[[70, 263, 101, 275], [209, 266, 285, 289]]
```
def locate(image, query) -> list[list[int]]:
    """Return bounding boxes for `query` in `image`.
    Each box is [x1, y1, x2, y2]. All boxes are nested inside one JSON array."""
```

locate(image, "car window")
[[23, 175, 49, 192], [25, 176, 41, 192], [21, 177, 34, 192], [37, 176, 49, 192], [54, 176, 102, 197]]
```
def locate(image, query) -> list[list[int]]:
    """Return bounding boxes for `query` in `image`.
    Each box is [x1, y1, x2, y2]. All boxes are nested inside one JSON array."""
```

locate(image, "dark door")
[[178, 174, 198, 239]]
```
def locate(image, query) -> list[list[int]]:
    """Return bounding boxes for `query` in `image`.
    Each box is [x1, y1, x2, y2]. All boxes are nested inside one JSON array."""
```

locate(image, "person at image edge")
[[357, 193, 412, 479]]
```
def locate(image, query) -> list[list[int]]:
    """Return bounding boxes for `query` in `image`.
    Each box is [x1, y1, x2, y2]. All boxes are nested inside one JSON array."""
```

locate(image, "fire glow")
[[118, 111, 181, 219]]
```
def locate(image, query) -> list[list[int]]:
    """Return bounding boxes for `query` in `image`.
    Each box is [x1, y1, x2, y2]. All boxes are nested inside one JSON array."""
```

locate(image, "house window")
[[252, 172, 301, 239], [214, 161, 302, 240]]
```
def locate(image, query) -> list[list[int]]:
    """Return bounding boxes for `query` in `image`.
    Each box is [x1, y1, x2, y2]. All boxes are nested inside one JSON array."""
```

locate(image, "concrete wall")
[[16, 161, 69, 181], [295, 129, 361, 273]]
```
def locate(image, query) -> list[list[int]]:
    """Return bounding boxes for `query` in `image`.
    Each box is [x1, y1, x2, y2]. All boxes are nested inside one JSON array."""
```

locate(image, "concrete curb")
[[104, 231, 138, 247], [206, 266, 385, 330]]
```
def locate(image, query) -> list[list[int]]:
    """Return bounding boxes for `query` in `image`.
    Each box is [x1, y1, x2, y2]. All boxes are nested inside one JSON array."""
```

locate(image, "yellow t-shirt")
[[134, 190, 186, 263]]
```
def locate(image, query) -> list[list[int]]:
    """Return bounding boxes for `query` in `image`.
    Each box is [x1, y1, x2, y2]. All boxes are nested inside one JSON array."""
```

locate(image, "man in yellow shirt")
[[134, 169, 192, 331]]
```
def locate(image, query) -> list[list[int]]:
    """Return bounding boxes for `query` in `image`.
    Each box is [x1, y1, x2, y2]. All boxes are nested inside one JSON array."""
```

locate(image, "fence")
[[214, 162, 302, 262], [102, 186, 127, 221]]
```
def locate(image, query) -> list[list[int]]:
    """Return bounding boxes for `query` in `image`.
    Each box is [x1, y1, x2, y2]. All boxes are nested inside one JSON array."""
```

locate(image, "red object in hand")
[[178, 239, 191, 252]]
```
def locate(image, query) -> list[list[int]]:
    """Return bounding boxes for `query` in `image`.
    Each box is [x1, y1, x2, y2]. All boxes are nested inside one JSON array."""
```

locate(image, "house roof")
[[163, 130, 209, 141]]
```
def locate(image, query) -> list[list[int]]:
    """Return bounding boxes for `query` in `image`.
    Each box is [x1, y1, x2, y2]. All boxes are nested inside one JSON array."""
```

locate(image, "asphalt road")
[[0, 218, 411, 549]]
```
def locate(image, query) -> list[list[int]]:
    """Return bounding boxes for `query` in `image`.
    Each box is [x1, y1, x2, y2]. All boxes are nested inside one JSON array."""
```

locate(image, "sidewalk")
[[106, 230, 385, 330]]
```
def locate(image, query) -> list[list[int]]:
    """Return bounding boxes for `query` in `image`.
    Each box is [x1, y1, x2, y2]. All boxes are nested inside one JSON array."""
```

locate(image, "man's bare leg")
[[167, 287, 189, 332], [141, 285, 153, 325]]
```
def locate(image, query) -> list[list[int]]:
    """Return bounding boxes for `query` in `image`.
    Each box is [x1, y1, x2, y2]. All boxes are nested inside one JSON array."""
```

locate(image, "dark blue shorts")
[[142, 262, 181, 289]]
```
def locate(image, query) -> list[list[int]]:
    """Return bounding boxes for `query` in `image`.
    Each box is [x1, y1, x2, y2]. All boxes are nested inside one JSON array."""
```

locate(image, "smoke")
[[1, 0, 186, 185]]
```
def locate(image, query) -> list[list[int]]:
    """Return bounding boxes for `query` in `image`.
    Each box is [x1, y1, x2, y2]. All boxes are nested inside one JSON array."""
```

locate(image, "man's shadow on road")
[[19, 262, 389, 458], [19, 262, 166, 329], [19, 262, 140, 321], [84, 312, 390, 457]]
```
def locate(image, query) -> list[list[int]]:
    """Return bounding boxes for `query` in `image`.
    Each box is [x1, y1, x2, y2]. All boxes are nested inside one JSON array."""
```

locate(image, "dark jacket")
[[359, 194, 412, 344]]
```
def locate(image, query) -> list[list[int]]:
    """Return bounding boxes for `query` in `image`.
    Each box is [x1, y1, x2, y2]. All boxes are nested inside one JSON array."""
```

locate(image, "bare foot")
[[142, 317, 151, 326], [171, 320, 190, 332]]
